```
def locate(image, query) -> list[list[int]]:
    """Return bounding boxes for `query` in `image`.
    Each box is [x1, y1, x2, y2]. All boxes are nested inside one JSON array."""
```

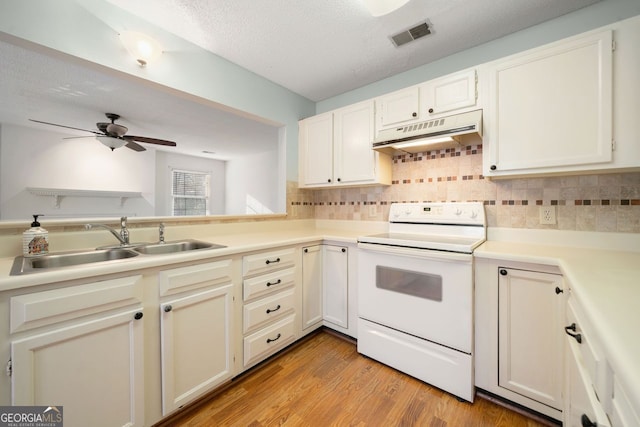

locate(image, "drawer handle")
[[581, 414, 597, 427], [565, 323, 582, 344], [134, 312, 143, 320], [164, 305, 173, 313], [266, 304, 281, 314], [267, 333, 281, 344], [265, 257, 281, 265], [266, 279, 282, 287], [555, 286, 564, 294]]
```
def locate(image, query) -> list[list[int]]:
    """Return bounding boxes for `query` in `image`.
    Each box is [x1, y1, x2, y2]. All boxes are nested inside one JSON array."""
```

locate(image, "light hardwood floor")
[[165, 330, 553, 426]]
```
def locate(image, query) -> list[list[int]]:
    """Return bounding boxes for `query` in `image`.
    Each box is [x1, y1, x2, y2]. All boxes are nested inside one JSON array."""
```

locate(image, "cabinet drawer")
[[11, 275, 143, 333], [567, 299, 607, 399], [242, 247, 295, 277], [243, 315, 295, 368], [243, 267, 295, 301], [243, 289, 295, 334], [611, 375, 640, 427], [159, 259, 232, 297]]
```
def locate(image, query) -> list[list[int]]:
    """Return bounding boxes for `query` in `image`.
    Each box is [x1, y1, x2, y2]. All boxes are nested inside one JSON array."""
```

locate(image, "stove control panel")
[[389, 202, 485, 226]]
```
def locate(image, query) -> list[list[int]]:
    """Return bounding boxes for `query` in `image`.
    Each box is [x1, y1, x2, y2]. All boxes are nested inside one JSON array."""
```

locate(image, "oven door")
[[357, 242, 473, 354]]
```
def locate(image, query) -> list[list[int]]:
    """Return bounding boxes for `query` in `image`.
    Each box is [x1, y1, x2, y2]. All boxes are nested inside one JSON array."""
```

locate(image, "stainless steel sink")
[[11, 248, 139, 275], [132, 239, 225, 255]]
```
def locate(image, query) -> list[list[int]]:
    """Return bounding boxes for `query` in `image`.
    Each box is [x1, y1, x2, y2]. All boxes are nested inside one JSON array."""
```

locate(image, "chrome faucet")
[[159, 222, 165, 244], [85, 216, 130, 246]]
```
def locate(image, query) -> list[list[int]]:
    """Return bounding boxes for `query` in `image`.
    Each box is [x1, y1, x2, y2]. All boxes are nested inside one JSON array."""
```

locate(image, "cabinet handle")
[[412, 112, 417, 117], [265, 257, 281, 265], [134, 312, 143, 320], [341, 248, 346, 253], [428, 108, 434, 114], [337, 178, 341, 182], [490, 165, 497, 171], [267, 333, 282, 343], [163, 305, 172, 313], [266, 279, 282, 287], [565, 323, 582, 344], [581, 414, 597, 427], [499, 269, 508, 276], [266, 304, 281, 314], [328, 178, 332, 183], [304, 248, 308, 253], [555, 286, 564, 294]]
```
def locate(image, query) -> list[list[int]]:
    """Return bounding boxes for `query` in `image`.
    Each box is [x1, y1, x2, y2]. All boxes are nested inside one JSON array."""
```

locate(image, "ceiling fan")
[[29, 113, 178, 152]]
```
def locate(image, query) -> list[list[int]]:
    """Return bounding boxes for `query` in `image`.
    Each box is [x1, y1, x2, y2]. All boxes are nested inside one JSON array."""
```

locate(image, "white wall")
[[226, 150, 279, 215], [0, 123, 156, 220], [155, 151, 226, 216]]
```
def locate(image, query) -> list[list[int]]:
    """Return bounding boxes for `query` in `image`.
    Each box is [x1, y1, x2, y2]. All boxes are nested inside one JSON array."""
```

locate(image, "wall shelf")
[[27, 187, 143, 208]]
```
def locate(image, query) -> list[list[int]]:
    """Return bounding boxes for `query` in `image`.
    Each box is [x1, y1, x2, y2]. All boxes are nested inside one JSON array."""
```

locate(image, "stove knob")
[[470, 211, 478, 219], [455, 208, 462, 216]]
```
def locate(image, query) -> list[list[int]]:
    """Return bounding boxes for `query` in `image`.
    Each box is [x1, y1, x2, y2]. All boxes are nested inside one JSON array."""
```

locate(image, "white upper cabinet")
[[484, 30, 614, 177], [376, 68, 478, 131], [376, 86, 420, 130], [420, 69, 477, 118], [299, 112, 333, 186], [299, 100, 391, 188]]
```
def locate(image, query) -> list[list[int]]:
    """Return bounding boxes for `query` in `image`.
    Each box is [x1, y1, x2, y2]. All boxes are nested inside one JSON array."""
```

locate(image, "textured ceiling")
[[106, 0, 601, 101]]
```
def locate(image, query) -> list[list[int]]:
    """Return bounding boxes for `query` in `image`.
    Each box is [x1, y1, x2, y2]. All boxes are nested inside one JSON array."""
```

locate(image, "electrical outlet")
[[368, 204, 377, 217], [539, 206, 557, 225]]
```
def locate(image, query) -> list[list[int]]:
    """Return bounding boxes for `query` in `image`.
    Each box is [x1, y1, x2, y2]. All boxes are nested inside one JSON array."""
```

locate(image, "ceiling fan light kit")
[[96, 135, 127, 151], [362, 0, 411, 17], [28, 113, 177, 152], [119, 30, 163, 67]]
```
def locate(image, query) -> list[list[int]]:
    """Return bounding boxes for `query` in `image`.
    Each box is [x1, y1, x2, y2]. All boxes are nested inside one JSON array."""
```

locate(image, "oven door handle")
[[357, 242, 473, 263]]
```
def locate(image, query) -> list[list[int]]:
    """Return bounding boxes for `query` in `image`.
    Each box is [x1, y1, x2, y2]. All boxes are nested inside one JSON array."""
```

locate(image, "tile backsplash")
[[288, 144, 640, 233]]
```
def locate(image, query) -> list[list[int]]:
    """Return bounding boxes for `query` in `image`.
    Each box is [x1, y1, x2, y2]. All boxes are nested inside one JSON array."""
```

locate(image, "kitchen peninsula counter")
[[475, 232, 640, 419]]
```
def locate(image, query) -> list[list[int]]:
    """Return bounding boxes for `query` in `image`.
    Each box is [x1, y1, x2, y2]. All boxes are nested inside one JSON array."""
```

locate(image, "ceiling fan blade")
[[125, 135, 177, 147], [29, 119, 101, 135], [125, 141, 146, 152]]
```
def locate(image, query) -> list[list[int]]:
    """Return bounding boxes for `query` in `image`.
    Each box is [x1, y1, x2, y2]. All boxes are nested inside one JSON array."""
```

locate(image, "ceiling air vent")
[[391, 21, 431, 47]]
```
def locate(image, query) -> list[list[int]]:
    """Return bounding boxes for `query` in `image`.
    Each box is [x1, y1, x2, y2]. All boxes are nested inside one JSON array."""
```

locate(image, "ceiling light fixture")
[[362, 0, 411, 16], [119, 30, 163, 67], [96, 136, 127, 151]]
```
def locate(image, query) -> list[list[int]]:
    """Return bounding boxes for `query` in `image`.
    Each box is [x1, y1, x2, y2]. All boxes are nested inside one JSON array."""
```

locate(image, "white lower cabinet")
[[9, 275, 145, 427], [322, 245, 348, 329], [475, 259, 564, 420], [564, 298, 611, 427], [157, 260, 234, 416], [498, 267, 565, 411], [241, 247, 298, 369], [301, 245, 323, 330]]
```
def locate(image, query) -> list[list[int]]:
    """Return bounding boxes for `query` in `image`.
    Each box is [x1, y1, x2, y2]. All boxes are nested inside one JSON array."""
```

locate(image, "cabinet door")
[[498, 268, 564, 410], [422, 69, 477, 116], [322, 245, 348, 328], [299, 112, 333, 186], [486, 30, 613, 174], [301, 245, 323, 330], [160, 284, 233, 415], [333, 100, 376, 184], [376, 87, 420, 129], [11, 309, 145, 427]]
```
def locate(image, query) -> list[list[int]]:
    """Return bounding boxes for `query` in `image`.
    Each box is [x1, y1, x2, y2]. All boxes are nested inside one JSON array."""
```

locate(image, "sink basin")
[[132, 239, 226, 255], [11, 248, 139, 275]]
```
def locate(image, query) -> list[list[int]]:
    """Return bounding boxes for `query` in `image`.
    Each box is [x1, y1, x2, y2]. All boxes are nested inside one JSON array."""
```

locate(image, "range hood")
[[373, 109, 482, 154]]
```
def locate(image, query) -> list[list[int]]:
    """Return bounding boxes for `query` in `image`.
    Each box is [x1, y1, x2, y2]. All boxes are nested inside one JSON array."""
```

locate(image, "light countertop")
[[475, 239, 640, 415]]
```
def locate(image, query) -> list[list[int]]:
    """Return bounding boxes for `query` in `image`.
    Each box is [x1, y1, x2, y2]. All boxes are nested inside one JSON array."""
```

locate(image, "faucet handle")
[[120, 216, 127, 227]]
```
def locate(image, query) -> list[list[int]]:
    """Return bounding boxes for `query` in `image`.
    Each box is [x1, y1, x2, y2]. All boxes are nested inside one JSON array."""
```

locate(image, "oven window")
[[375, 266, 443, 301]]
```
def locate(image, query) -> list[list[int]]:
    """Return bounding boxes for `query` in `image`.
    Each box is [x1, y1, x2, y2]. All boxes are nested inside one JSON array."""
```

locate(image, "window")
[[171, 169, 210, 216]]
